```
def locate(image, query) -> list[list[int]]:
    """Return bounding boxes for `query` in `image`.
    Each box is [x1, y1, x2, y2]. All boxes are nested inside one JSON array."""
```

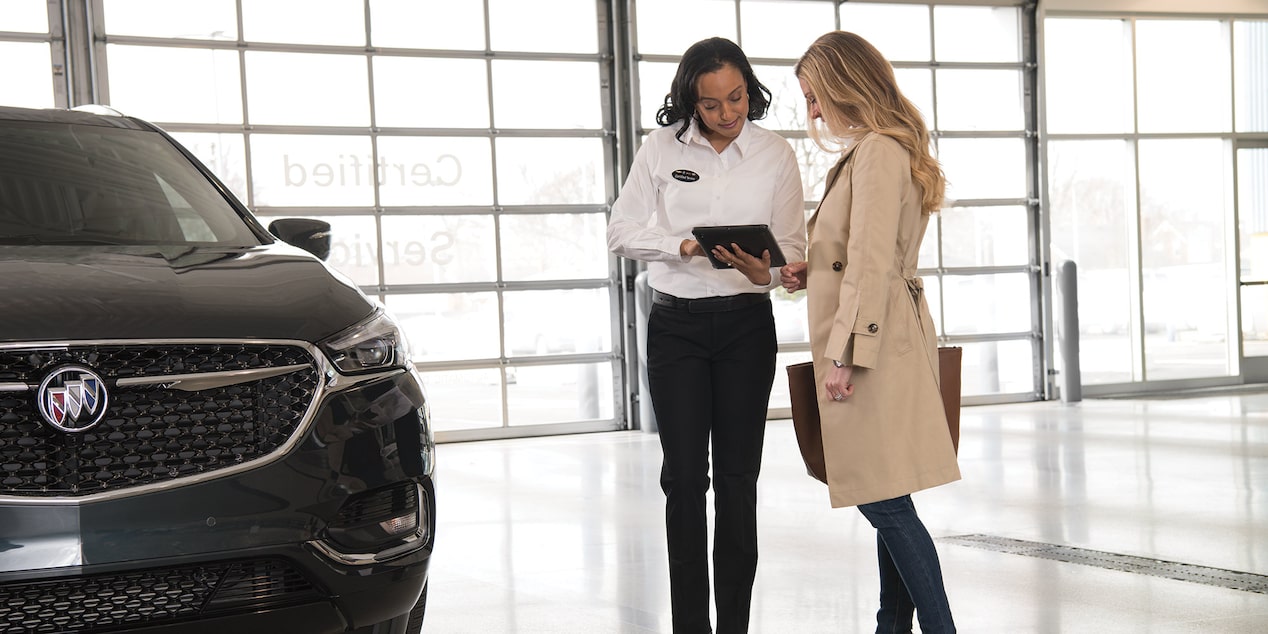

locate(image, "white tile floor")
[[423, 392, 1268, 633]]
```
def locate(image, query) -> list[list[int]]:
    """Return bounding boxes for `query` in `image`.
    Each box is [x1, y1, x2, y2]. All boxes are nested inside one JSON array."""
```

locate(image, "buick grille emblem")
[[37, 366, 109, 433]]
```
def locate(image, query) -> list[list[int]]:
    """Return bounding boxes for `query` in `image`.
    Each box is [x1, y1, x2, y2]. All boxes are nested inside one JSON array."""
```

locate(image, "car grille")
[[0, 343, 319, 497], [0, 558, 323, 633]]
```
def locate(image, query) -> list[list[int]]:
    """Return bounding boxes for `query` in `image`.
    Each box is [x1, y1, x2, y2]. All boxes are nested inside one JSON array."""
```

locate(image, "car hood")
[[0, 244, 375, 344]]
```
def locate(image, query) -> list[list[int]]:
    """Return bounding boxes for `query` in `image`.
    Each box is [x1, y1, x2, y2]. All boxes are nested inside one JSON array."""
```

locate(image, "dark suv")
[[0, 105, 435, 633]]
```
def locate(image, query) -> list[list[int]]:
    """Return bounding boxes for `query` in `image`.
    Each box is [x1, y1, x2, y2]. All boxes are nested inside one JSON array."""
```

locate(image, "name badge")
[[671, 169, 700, 183]]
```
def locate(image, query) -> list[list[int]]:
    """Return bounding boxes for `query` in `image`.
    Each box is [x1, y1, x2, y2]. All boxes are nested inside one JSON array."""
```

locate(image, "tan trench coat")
[[805, 132, 961, 509]]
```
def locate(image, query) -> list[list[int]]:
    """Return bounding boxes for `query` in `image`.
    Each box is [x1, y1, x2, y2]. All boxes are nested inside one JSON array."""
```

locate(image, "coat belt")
[[905, 277, 923, 301]]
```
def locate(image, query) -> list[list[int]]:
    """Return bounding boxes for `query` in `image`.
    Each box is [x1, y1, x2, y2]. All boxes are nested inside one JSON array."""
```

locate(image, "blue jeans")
[[857, 495, 956, 634]]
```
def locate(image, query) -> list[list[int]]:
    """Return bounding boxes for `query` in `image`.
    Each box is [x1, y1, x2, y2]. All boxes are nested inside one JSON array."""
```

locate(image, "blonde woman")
[[780, 31, 960, 633]]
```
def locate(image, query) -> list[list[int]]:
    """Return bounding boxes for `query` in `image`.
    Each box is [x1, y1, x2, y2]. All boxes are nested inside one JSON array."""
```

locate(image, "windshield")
[[0, 120, 264, 246]]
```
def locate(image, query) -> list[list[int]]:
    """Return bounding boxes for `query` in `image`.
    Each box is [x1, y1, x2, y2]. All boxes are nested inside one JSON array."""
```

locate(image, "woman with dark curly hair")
[[607, 37, 805, 634]]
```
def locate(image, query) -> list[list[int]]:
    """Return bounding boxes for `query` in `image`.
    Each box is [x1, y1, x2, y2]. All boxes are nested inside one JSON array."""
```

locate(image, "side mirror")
[[268, 218, 332, 261]]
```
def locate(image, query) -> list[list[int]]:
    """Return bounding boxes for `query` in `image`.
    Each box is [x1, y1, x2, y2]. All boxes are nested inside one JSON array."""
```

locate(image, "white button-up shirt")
[[607, 119, 806, 299]]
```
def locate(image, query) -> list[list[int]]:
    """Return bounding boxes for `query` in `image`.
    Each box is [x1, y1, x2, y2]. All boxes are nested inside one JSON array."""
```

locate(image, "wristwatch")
[[832, 360, 844, 368]]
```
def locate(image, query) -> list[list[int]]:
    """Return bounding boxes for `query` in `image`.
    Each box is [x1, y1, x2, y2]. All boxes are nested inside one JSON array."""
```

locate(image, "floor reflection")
[[426, 392, 1268, 632]]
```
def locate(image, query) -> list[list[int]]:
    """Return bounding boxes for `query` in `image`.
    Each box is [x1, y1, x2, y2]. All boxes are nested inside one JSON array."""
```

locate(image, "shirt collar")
[[685, 118, 753, 157]]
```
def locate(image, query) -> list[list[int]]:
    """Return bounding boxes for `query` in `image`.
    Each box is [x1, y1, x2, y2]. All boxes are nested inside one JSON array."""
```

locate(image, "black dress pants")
[[646, 296, 776, 634]]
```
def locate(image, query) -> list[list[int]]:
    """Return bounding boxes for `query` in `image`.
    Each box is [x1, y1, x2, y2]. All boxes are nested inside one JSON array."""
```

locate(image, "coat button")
[[867, 323, 879, 334], [832, 261, 843, 272]]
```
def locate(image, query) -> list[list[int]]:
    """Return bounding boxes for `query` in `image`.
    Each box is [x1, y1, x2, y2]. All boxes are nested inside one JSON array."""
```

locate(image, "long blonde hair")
[[796, 31, 945, 214]]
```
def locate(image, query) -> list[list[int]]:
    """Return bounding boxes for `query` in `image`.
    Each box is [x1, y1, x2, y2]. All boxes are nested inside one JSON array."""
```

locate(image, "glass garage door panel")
[[634, 0, 736, 56], [753, 64, 807, 133], [940, 206, 1029, 268], [938, 138, 1028, 201], [375, 136, 494, 207], [488, 0, 597, 54], [494, 138, 606, 206], [6, 0, 49, 32], [934, 5, 1021, 63], [935, 70, 1024, 132], [0, 0, 56, 109], [740, 1, 837, 60], [102, 0, 237, 39], [249, 135, 375, 207], [0, 42, 56, 109], [508, 363, 614, 426], [417, 368, 504, 432], [386, 292, 502, 364], [895, 69, 934, 130], [491, 61, 602, 129], [790, 138, 843, 203], [941, 273, 1031, 337], [922, 275, 943, 331], [838, 3, 931, 63], [960, 340, 1033, 396], [773, 292, 808, 345], [369, 0, 485, 50], [502, 288, 612, 358], [380, 215, 498, 286], [373, 57, 490, 129], [500, 213, 610, 282], [637, 62, 677, 130], [244, 51, 369, 127], [106, 45, 242, 124], [241, 0, 364, 46]]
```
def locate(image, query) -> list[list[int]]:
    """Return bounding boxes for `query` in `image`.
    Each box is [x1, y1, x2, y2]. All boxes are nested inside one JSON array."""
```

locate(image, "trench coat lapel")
[[808, 136, 869, 234]]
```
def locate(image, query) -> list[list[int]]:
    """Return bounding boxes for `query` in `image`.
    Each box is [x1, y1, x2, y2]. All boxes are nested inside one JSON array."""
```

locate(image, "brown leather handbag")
[[786, 346, 962, 484]]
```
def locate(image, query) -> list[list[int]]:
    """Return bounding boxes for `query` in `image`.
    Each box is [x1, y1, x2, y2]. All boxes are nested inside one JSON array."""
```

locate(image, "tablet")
[[691, 224, 787, 269]]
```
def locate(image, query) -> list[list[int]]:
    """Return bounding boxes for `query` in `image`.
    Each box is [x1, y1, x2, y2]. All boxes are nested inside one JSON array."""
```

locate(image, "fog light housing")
[[323, 481, 426, 557]]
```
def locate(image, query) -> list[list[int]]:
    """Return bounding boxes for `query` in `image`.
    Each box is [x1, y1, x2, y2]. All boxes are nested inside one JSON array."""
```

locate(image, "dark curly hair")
[[655, 37, 772, 142]]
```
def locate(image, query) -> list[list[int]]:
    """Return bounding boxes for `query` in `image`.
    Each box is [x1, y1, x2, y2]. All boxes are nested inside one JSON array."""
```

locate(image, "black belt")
[[652, 290, 769, 313]]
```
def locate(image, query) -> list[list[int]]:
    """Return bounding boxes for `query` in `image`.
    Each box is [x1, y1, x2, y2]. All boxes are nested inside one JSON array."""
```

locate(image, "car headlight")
[[322, 310, 410, 373]]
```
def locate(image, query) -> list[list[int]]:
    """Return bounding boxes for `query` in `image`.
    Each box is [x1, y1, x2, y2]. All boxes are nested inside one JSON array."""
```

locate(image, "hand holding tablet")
[[691, 224, 787, 270]]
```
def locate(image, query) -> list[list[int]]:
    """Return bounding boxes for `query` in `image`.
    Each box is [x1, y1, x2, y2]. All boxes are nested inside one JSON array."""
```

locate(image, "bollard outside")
[[1058, 260, 1082, 403], [634, 271, 658, 433]]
